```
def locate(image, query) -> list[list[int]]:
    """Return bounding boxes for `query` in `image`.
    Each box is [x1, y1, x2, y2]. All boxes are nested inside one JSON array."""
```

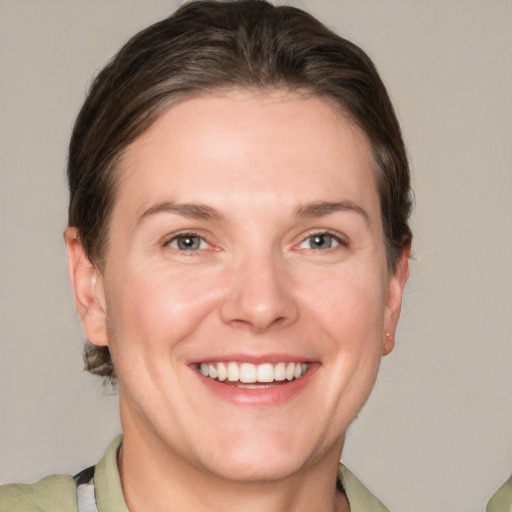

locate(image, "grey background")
[[0, 1, 511, 511]]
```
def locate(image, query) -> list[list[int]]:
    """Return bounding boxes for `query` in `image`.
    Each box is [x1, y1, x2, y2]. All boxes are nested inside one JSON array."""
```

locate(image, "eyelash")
[[164, 232, 212, 252], [296, 230, 348, 251], [163, 230, 348, 253]]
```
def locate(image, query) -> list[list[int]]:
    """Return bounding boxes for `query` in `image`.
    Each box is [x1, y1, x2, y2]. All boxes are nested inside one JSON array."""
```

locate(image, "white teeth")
[[217, 362, 227, 381], [239, 363, 257, 383], [227, 362, 239, 382], [208, 364, 217, 380], [257, 363, 274, 383], [274, 362, 286, 381], [198, 361, 308, 384]]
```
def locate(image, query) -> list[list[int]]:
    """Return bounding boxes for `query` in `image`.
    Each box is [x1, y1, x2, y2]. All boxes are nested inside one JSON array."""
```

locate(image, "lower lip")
[[193, 365, 318, 406]]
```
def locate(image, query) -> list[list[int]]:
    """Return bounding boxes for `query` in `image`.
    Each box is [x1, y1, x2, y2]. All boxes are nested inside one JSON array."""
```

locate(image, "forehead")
[[114, 90, 379, 221]]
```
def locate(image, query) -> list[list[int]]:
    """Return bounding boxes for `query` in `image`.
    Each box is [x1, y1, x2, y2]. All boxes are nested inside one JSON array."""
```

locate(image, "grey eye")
[[298, 233, 340, 250], [169, 235, 205, 251], [309, 234, 334, 249]]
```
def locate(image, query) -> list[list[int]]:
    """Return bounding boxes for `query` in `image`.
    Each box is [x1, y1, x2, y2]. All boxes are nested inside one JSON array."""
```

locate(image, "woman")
[[0, 1, 411, 510]]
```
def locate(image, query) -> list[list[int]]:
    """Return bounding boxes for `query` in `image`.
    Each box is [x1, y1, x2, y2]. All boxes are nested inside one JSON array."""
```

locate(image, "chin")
[[192, 426, 326, 484], [205, 451, 306, 484]]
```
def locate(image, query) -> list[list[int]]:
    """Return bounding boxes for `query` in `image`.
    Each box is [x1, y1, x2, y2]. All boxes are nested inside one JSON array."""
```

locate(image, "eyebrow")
[[295, 201, 370, 225], [136, 199, 369, 226], [137, 202, 223, 225]]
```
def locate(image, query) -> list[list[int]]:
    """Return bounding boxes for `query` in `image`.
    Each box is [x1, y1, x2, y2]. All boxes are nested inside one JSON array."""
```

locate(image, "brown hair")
[[68, 0, 412, 381]]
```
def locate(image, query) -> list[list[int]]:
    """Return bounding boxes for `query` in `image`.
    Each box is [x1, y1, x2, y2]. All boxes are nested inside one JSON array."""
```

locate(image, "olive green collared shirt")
[[487, 474, 512, 512], [0, 436, 390, 512]]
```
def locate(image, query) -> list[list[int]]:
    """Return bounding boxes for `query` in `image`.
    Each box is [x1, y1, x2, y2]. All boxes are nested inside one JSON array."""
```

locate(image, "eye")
[[298, 232, 342, 250], [167, 233, 209, 251]]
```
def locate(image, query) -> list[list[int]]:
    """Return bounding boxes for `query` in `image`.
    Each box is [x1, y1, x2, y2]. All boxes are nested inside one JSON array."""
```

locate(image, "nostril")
[[226, 314, 289, 333], [219, 264, 300, 331]]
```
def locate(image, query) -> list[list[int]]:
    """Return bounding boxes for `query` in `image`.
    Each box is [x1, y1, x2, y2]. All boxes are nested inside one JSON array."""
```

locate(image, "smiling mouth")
[[196, 361, 309, 387]]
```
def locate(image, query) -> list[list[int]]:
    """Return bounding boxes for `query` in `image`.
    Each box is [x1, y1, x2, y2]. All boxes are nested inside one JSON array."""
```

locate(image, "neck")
[[118, 407, 349, 512]]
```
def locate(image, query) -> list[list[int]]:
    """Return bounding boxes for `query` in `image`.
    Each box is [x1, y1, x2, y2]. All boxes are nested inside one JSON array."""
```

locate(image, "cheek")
[[300, 265, 387, 339], [300, 265, 388, 400], [105, 263, 221, 352]]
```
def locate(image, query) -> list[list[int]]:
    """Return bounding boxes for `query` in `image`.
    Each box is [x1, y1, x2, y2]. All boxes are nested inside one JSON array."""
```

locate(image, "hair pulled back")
[[68, 0, 412, 381]]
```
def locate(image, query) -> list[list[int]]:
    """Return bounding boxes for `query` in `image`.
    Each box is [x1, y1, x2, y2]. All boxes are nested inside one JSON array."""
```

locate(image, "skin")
[[66, 90, 409, 512]]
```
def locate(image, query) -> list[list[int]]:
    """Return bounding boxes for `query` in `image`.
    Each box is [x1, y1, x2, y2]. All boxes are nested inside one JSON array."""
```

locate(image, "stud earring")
[[384, 332, 393, 352]]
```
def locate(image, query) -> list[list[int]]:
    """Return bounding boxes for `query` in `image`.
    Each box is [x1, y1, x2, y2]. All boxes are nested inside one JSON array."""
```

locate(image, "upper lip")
[[188, 353, 314, 365]]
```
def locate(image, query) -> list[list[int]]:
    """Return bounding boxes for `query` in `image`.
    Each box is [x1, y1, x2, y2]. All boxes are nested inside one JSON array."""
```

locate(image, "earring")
[[384, 332, 393, 350]]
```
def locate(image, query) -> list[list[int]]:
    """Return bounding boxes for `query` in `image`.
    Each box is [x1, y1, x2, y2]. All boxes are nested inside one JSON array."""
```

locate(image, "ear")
[[64, 227, 108, 347], [382, 240, 411, 356]]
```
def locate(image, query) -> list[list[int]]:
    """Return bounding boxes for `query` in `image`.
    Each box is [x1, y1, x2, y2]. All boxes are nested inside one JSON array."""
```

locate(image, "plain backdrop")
[[0, 1, 510, 511]]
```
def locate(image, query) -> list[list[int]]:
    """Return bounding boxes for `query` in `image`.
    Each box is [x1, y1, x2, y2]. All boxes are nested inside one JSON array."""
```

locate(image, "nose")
[[219, 251, 299, 333]]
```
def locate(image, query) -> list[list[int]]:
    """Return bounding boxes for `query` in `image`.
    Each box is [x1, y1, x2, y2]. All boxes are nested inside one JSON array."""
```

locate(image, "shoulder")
[[487, 473, 512, 512], [338, 464, 391, 512], [0, 436, 125, 512], [0, 474, 77, 512]]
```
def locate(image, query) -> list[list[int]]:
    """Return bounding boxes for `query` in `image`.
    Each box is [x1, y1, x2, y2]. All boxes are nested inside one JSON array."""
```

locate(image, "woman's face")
[[75, 91, 408, 482]]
